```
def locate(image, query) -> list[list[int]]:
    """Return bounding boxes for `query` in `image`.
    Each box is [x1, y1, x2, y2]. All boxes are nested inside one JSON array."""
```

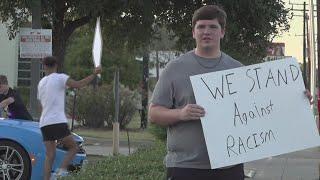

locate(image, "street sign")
[[19, 28, 52, 58]]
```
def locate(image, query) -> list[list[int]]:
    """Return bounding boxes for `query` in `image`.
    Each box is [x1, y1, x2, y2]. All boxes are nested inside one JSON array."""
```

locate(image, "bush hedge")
[[66, 84, 140, 129], [62, 141, 166, 180]]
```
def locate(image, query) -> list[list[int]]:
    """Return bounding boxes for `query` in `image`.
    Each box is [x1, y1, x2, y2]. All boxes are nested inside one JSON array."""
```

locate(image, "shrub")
[[73, 86, 111, 128], [62, 141, 166, 180], [66, 84, 139, 129], [109, 85, 140, 129]]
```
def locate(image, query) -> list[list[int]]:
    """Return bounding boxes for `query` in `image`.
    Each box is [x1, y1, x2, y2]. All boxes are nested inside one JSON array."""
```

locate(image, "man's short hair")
[[0, 75, 8, 85], [42, 56, 58, 68], [192, 5, 227, 29]]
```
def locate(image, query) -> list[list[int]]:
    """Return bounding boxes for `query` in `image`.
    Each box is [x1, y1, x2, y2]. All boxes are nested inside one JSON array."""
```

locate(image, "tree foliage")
[[0, 0, 291, 68], [64, 25, 142, 89], [0, 0, 153, 70], [154, 0, 291, 64]]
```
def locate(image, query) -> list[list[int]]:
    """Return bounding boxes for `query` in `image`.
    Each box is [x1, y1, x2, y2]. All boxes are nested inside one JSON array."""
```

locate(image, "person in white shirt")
[[38, 56, 101, 180]]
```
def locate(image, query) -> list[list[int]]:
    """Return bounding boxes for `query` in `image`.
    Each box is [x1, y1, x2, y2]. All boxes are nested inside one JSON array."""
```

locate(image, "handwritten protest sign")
[[190, 58, 320, 169]]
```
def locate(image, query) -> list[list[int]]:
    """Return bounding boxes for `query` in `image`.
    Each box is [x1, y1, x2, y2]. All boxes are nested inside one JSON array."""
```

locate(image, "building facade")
[[0, 23, 37, 88], [0, 23, 19, 87]]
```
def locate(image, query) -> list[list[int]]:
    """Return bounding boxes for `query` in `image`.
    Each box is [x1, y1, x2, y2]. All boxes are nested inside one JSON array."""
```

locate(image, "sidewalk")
[[83, 136, 320, 179], [244, 147, 320, 180]]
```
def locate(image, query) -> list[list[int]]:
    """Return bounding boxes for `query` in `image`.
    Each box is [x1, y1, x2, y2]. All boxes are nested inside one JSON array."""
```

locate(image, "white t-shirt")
[[37, 73, 70, 127]]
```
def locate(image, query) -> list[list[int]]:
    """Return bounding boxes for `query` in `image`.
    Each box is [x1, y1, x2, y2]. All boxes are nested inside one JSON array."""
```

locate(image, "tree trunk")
[[52, 0, 66, 72], [52, 32, 66, 72], [141, 53, 149, 129], [51, 0, 91, 72]]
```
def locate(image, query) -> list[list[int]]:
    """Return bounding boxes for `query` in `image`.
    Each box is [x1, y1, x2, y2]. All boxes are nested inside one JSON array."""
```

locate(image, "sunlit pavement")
[[244, 147, 320, 180]]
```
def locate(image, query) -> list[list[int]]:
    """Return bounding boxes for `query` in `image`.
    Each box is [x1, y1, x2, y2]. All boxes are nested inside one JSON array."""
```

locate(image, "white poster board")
[[19, 28, 52, 58], [92, 17, 102, 67], [190, 58, 320, 169]]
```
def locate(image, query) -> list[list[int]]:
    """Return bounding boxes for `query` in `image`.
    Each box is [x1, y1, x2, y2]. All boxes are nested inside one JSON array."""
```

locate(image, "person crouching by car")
[[0, 75, 33, 120]]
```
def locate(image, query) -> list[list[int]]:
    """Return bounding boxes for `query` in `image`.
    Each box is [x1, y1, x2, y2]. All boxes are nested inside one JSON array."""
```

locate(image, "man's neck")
[[45, 69, 56, 76], [195, 47, 221, 59]]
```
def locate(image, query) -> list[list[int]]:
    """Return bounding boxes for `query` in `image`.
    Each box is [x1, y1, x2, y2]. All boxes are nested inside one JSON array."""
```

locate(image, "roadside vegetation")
[[60, 141, 166, 180], [66, 103, 167, 179]]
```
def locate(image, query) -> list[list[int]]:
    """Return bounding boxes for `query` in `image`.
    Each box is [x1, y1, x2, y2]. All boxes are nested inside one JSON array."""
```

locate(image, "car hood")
[[0, 118, 84, 142], [0, 118, 39, 129]]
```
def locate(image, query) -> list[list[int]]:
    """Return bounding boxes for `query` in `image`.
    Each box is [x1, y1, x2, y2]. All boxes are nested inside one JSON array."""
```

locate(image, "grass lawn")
[[73, 112, 155, 142], [73, 128, 155, 141]]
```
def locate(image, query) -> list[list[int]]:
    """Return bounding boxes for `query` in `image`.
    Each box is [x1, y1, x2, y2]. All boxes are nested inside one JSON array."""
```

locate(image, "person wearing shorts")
[[41, 123, 71, 141], [38, 56, 101, 180]]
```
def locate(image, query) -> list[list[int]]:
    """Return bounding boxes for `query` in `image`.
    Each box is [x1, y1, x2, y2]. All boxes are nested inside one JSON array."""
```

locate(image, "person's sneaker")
[[50, 172, 57, 180], [56, 169, 69, 177]]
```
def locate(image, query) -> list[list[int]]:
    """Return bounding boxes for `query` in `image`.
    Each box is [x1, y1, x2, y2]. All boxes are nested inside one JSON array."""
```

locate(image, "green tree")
[[154, 0, 291, 64], [64, 25, 142, 89], [0, 0, 155, 70], [1, 0, 291, 67]]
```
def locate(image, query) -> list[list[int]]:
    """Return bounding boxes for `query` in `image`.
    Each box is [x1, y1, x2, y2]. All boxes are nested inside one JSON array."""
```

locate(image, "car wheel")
[[0, 140, 31, 180]]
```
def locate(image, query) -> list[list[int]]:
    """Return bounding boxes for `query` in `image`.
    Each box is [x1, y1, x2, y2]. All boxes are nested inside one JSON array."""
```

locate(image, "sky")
[[274, 0, 317, 63]]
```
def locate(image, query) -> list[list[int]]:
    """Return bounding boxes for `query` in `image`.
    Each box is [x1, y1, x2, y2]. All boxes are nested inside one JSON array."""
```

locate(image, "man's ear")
[[221, 27, 226, 39], [192, 29, 195, 39]]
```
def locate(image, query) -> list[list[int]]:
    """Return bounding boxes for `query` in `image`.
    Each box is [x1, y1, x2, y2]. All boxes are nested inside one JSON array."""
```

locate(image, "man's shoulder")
[[52, 72, 69, 78], [42, 73, 69, 81], [166, 51, 194, 67], [222, 52, 243, 67]]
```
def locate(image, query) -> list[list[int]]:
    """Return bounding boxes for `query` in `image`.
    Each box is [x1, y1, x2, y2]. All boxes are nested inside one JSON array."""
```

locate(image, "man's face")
[[192, 19, 225, 51]]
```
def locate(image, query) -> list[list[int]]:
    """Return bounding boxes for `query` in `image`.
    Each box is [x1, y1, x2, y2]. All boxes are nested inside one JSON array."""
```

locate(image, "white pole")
[[309, 0, 317, 113]]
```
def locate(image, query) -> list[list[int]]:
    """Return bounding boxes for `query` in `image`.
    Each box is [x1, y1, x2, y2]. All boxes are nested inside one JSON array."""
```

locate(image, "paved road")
[[245, 147, 320, 180], [83, 136, 152, 156]]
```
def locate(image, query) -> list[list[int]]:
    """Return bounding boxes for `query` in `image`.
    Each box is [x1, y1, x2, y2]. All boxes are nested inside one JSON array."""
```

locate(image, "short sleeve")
[[59, 73, 70, 89], [151, 62, 175, 108]]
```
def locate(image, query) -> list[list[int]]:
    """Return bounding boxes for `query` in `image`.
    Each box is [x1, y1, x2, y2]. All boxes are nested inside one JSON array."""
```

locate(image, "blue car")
[[0, 118, 86, 180]]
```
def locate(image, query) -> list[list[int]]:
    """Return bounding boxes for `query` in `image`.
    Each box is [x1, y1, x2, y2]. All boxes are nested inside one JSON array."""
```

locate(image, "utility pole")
[[113, 68, 120, 155], [140, 0, 152, 129], [289, 1, 311, 88], [303, 2, 308, 86], [289, 2, 315, 90], [307, 14, 312, 90], [308, 0, 317, 111], [317, 0, 320, 130], [30, 0, 41, 118], [317, 0, 320, 92], [141, 53, 149, 129]]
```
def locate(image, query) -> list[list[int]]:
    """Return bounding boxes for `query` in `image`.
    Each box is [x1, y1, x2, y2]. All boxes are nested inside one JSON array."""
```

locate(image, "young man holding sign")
[[38, 56, 101, 180], [149, 5, 244, 179], [150, 5, 314, 180]]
